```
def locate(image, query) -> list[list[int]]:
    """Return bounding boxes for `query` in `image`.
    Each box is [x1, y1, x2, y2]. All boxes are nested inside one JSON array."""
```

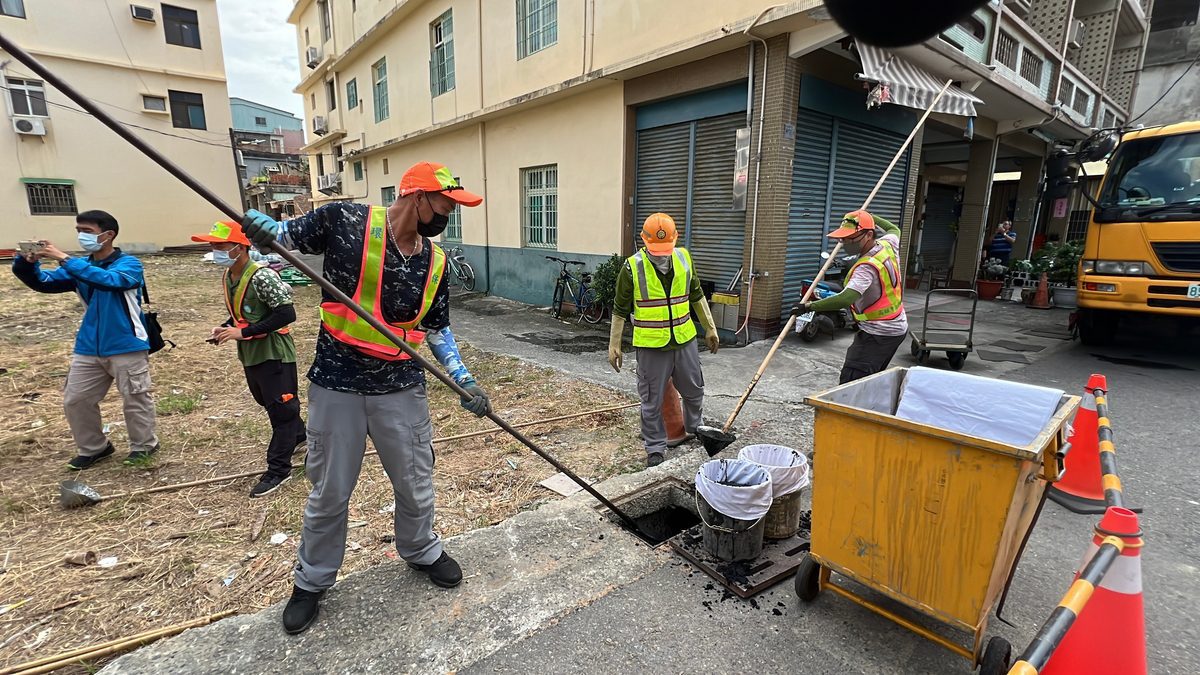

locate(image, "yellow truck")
[[1075, 120, 1200, 345]]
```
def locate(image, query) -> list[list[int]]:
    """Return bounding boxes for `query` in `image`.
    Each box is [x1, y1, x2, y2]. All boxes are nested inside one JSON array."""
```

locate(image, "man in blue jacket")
[[12, 210, 160, 469]]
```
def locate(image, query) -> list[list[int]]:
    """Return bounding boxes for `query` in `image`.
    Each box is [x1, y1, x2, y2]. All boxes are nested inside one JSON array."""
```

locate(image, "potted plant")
[[975, 257, 1007, 300], [1048, 240, 1083, 308], [589, 253, 624, 321]]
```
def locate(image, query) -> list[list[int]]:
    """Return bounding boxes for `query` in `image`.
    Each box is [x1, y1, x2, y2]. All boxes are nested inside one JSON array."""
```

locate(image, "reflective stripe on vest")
[[223, 262, 290, 340], [629, 248, 697, 348], [846, 240, 904, 322], [318, 206, 446, 361]]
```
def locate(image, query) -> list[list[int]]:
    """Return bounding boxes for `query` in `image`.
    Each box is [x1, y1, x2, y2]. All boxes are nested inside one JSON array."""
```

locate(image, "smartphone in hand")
[[17, 240, 45, 257]]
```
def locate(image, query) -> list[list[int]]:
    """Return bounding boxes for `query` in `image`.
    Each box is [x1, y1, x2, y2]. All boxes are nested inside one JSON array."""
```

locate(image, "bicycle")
[[445, 245, 476, 291], [546, 256, 605, 324]]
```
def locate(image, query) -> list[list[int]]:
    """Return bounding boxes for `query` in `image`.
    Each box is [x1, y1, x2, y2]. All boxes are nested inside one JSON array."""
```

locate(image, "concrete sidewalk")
[[100, 290, 1084, 674]]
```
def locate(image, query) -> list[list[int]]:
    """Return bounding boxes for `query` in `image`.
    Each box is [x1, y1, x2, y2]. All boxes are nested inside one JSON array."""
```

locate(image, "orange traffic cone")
[[1042, 506, 1146, 675], [1029, 272, 1052, 309], [1048, 374, 1107, 514], [662, 379, 692, 448]]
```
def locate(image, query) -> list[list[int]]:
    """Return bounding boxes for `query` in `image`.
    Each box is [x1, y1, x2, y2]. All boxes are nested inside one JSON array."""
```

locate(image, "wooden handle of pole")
[[720, 80, 956, 434]]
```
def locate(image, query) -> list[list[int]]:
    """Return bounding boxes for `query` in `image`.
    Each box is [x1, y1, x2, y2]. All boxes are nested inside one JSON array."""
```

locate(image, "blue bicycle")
[[546, 256, 604, 324]]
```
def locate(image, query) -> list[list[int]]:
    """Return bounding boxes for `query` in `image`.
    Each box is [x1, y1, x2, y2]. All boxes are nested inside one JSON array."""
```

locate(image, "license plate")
[[1189, 283, 1200, 300]]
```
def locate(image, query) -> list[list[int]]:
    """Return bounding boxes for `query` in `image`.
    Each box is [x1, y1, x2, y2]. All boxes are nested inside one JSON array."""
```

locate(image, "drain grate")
[[668, 524, 810, 598]]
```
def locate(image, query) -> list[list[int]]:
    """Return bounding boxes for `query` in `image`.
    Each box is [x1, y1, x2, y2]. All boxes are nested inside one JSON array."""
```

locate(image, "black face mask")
[[417, 194, 450, 237]]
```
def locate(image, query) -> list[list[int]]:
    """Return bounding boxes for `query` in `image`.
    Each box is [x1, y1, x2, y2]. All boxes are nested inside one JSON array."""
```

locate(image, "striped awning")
[[855, 41, 982, 118]]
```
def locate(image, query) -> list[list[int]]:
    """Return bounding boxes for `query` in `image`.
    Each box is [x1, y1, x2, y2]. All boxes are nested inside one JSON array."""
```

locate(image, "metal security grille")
[[26, 183, 78, 215], [517, 0, 557, 59], [1019, 50, 1044, 85], [522, 165, 558, 248], [996, 31, 1018, 70], [1067, 209, 1090, 243], [430, 10, 455, 96], [445, 205, 462, 241]]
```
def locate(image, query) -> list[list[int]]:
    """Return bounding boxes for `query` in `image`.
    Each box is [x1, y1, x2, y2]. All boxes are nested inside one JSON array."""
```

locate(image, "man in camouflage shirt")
[[243, 162, 490, 635], [191, 220, 305, 498]]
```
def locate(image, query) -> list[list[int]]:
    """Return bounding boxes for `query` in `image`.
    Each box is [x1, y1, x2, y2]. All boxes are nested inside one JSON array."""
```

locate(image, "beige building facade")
[[0, 0, 240, 251], [290, 0, 1147, 339]]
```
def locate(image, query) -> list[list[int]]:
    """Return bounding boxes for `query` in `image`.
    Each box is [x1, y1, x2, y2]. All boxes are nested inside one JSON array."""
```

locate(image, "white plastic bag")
[[695, 458, 773, 521], [738, 444, 810, 497]]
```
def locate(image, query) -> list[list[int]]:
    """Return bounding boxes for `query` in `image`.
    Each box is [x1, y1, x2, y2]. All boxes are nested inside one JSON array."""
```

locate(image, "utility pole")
[[228, 127, 248, 211]]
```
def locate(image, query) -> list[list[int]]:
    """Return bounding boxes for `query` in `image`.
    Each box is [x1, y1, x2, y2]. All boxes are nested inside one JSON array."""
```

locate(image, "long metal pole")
[[0, 33, 643, 534], [719, 79, 955, 434]]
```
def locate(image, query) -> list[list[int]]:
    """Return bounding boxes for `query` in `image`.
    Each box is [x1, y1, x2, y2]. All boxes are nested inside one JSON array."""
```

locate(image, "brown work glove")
[[608, 315, 625, 372]]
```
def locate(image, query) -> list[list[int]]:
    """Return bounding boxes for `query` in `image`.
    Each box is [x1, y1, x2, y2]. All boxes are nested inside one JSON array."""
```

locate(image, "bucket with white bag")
[[694, 458, 773, 561], [738, 444, 810, 539]]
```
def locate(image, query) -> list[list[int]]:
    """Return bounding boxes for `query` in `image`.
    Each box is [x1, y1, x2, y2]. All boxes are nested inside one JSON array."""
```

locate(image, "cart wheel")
[[978, 636, 1011, 675], [793, 553, 822, 602], [909, 338, 920, 358], [917, 350, 930, 365], [948, 352, 967, 371]]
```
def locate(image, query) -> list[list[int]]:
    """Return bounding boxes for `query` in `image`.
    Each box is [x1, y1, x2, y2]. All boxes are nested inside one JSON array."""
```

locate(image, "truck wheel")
[[1078, 309, 1118, 346]]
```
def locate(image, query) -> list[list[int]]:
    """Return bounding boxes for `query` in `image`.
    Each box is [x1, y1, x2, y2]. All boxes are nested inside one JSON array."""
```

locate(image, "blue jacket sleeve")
[[61, 255, 143, 291], [11, 256, 77, 294]]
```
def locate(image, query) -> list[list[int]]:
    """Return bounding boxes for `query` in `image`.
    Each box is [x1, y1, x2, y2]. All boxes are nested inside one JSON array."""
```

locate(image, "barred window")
[[996, 31, 1018, 70], [1019, 50, 1044, 86], [444, 205, 462, 241], [521, 165, 557, 248], [517, 0, 557, 59], [25, 182, 78, 216], [430, 10, 455, 97]]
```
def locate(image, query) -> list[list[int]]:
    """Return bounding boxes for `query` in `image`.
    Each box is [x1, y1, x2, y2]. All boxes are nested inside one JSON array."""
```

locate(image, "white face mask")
[[211, 247, 240, 267], [78, 232, 106, 253]]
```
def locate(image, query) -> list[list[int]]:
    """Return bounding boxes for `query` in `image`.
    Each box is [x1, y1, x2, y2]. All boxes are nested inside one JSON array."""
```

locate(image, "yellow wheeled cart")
[[796, 368, 1078, 674]]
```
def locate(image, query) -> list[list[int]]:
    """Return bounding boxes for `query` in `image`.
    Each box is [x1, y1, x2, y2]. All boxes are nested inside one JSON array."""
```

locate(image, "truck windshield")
[[1095, 132, 1200, 223]]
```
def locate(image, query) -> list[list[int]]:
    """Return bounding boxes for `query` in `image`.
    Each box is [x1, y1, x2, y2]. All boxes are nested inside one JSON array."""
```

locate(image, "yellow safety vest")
[[223, 262, 290, 340], [629, 247, 697, 348], [319, 206, 446, 361], [845, 240, 904, 322]]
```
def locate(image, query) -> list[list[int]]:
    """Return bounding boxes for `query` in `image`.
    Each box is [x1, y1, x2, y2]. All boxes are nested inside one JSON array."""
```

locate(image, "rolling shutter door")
[[688, 113, 746, 291], [782, 110, 835, 313], [919, 183, 958, 271], [634, 123, 690, 247]]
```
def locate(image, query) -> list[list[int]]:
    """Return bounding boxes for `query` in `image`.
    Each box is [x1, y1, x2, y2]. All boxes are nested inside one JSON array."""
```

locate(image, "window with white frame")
[[1, 0, 26, 19], [521, 165, 557, 248], [317, 0, 332, 42], [372, 58, 389, 122], [444, 205, 462, 241], [430, 10, 455, 97], [6, 77, 48, 116], [517, 0, 557, 59], [346, 78, 358, 109], [381, 185, 396, 204], [353, 160, 363, 182], [141, 94, 167, 112]]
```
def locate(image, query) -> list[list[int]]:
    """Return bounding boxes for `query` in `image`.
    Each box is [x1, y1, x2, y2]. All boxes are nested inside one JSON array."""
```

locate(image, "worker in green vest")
[[192, 220, 305, 498], [608, 213, 720, 467]]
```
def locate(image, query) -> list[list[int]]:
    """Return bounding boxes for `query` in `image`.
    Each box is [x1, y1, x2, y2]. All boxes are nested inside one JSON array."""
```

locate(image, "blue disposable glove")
[[459, 379, 490, 417], [242, 209, 281, 248]]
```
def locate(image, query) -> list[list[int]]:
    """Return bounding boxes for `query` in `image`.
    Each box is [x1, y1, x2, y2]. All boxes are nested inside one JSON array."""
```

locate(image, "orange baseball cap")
[[397, 162, 483, 207], [827, 210, 877, 239], [191, 220, 250, 246], [641, 213, 678, 256]]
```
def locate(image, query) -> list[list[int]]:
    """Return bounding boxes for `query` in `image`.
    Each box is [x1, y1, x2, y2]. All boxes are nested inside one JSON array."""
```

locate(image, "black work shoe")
[[407, 551, 463, 588], [67, 443, 115, 471], [123, 443, 160, 466], [282, 585, 324, 635], [250, 473, 292, 498], [647, 452, 665, 468]]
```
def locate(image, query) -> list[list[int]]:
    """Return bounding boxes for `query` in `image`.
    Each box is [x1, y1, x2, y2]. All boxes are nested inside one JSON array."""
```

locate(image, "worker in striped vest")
[[609, 213, 720, 467], [792, 210, 908, 383], [192, 220, 304, 499]]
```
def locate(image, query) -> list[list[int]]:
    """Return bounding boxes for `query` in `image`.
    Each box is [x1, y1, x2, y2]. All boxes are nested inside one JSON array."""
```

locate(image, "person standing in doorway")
[[988, 220, 1017, 264], [608, 213, 720, 467], [11, 210, 160, 468], [242, 162, 491, 635], [793, 210, 908, 384], [191, 220, 305, 498]]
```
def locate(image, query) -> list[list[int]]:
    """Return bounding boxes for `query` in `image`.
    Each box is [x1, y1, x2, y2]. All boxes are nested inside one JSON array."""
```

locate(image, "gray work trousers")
[[636, 340, 704, 456], [295, 383, 442, 592], [64, 351, 159, 456]]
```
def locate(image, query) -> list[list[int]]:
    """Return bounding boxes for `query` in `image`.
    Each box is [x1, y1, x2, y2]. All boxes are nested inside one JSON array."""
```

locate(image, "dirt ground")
[[0, 254, 641, 672]]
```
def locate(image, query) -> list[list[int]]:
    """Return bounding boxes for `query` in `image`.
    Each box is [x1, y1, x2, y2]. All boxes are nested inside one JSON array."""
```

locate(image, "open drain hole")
[[597, 478, 699, 547], [632, 505, 700, 546]]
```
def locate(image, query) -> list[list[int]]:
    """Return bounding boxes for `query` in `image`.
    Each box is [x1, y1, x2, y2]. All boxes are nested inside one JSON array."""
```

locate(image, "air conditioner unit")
[[12, 117, 47, 136], [1068, 19, 1087, 50], [312, 116, 327, 135], [306, 47, 321, 69], [130, 5, 155, 22], [317, 172, 342, 195], [1008, 0, 1032, 18]]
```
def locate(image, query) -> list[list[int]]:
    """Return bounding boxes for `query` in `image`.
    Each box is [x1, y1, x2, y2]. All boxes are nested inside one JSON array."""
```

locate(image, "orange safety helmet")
[[641, 213, 678, 255]]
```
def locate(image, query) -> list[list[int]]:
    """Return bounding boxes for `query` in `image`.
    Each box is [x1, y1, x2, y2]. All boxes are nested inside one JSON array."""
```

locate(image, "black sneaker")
[[282, 585, 324, 635], [123, 443, 160, 466], [250, 473, 292, 498], [66, 443, 115, 471], [647, 452, 665, 468], [407, 551, 463, 588]]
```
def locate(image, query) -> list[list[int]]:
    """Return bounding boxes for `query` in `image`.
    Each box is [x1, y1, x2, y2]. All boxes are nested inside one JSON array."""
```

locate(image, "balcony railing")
[[1057, 62, 1100, 128]]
